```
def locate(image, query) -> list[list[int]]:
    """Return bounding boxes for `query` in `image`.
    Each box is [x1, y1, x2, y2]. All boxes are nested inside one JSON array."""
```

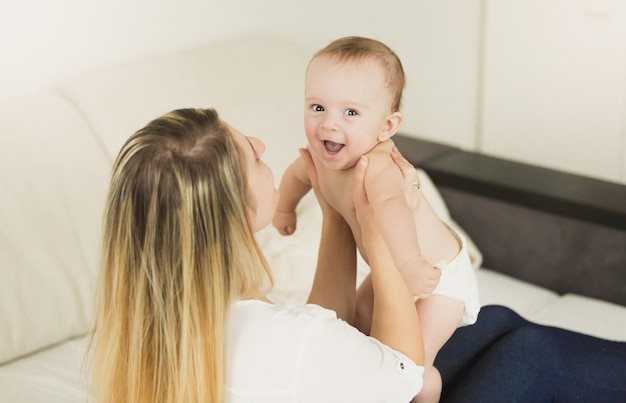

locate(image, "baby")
[[273, 36, 479, 402]]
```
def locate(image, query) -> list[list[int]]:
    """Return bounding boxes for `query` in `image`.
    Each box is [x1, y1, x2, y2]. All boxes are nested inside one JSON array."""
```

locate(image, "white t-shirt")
[[226, 300, 423, 403]]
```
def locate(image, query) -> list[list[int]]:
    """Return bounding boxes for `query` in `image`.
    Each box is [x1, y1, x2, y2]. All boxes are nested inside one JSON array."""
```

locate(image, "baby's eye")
[[312, 104, 324, 112], [344, 109, 358, 116]]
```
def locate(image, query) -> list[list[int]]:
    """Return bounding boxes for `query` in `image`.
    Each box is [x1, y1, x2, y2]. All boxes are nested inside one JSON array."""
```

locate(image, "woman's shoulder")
[[230, 300, 337, 333], [231, 300, 337, 321]]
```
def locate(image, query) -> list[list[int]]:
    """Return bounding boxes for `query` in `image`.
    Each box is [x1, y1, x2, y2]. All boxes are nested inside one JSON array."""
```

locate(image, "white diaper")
[[430, 224, 481, 326]]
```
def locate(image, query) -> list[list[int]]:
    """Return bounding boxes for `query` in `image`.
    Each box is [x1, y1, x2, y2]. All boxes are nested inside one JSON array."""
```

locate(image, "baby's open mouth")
[[324, 140, 344, 154]]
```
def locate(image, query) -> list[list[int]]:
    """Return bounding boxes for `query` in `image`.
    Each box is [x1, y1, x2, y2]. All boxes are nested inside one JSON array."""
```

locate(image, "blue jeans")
[[435, 305, 626, 402]]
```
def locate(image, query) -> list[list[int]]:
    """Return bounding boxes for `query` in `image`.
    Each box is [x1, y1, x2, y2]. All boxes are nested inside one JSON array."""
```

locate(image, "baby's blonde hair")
[[91, 108, 272, 403], [312, 36, 406, 112]]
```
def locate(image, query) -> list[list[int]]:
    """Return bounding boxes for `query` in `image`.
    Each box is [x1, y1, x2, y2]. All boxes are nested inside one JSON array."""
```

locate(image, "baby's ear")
[[377, 112, 403, 142]]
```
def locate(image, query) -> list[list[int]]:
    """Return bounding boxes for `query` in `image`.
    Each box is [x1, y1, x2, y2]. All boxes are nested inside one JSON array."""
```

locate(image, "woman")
[[90, 108, 424, 402]]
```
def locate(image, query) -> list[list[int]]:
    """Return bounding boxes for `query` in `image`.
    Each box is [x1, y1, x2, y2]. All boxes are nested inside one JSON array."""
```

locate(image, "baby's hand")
[[273, 210, 297, 235], [400, 256, 442, 299]]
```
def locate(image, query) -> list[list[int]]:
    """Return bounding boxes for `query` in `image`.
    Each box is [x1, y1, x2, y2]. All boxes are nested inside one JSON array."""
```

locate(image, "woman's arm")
[[302, 148, 357, 324], [365, 145, 441, 298], [355, 155, 424, 365], [307, 207, 357, 324]]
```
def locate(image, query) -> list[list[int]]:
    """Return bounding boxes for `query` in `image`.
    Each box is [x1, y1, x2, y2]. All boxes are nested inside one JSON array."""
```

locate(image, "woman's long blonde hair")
[[91, 108, 272, 403]]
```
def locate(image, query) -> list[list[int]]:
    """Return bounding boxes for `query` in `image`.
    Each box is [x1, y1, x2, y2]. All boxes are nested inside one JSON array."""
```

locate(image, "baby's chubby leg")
[[412, 295, 464, 403]]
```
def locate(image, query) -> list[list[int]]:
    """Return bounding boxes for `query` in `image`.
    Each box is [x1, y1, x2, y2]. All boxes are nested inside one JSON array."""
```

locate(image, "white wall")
[[481, 0, 626, 183], [0, 0, 253, 100], [2, 0, 625, 184]]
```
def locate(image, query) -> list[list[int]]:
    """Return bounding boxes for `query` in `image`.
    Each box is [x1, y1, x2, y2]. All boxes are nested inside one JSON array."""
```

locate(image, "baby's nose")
[[320, 115, 340, 132]]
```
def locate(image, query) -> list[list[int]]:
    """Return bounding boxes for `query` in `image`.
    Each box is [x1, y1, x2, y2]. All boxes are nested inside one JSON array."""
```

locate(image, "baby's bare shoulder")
[[365, 141, 396, 173], [367, 140, 395, 156]]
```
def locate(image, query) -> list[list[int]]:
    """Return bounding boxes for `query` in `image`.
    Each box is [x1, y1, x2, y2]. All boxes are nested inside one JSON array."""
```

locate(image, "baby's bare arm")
[[278, 157, 311, 210], [273, 157, 312, 235]]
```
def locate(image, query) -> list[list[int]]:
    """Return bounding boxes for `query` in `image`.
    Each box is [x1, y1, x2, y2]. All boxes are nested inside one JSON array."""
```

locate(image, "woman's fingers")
[[391, 146, 418, 186], [391, 146, 421, 211], [353, 155, 369, 206], [354, 155, 377, 231]]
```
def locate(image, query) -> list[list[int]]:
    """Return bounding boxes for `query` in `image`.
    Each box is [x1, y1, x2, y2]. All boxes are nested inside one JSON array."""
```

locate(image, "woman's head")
[[93, 108, 273, 403], [226, 121, 279, 232]]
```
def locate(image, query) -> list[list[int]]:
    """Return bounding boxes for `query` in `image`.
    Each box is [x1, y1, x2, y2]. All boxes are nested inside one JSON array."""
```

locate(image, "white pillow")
[[528, 294, 626, 341], [0, 94, 110, 364]]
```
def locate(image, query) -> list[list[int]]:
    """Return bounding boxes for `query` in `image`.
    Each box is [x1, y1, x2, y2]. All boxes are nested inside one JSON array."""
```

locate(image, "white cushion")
[[528, 294, 626, 341], [476, 269, 559, 316], [257, 193, 322, 306], [0, 94, 110, 364], [0, 336, 89, 402]]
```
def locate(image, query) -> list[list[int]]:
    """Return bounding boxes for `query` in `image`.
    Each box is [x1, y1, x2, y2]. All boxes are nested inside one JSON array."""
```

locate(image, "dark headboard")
[[395, 134, 626, 307]]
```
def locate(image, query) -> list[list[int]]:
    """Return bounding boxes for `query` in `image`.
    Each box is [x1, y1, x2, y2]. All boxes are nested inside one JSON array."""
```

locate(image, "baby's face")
[[304, 56, 395, 171]]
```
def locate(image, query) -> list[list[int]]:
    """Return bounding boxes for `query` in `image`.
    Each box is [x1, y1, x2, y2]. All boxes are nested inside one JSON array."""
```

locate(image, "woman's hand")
[[352, 156, 381, 246], [365, 141, 422, 211], [390, 146, 421, 212]]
